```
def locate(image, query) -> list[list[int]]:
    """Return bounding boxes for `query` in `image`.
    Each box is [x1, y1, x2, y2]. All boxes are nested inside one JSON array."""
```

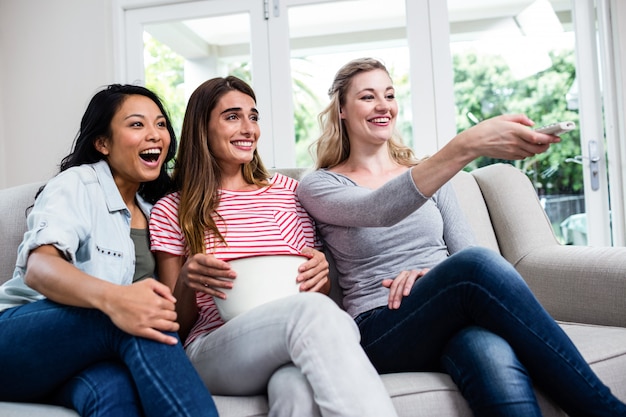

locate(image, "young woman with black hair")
[[0, 84, 218, 417]]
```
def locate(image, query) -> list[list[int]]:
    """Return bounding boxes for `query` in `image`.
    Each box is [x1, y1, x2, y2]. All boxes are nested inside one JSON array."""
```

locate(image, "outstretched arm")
[[410, 114, 558, 197], [299, 115, 559, 229]]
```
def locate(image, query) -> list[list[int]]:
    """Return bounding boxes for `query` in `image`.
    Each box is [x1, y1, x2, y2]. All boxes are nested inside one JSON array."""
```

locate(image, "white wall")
[[0, 0, 115, 188]]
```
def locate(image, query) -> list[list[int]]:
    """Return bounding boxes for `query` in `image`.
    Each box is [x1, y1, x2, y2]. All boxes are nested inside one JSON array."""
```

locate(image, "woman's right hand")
[[456, 114, 560, 161], [382, 269, 429, 309], [25, 246, 181, 345], [179, 253, 237, 300], [102, 278, 180, 345]]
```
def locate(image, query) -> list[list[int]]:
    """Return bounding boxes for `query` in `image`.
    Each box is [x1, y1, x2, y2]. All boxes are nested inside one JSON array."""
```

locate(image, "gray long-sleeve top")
[[297, 169, 475, 318]]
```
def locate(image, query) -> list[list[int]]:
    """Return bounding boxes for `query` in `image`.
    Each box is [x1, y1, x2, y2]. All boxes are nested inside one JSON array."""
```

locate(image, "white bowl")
[[213, 254, 307, 321]]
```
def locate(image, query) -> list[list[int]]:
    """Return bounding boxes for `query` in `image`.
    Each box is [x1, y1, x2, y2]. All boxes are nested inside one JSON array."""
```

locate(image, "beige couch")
[[1, 163, 625, 416]]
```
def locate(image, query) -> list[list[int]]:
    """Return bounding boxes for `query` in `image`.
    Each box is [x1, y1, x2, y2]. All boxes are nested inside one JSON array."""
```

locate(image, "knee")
[[451, 247, 526, 286], [289, 293, 359, 338], [292, 292, 344, 316], [454, 247, 506, 268]]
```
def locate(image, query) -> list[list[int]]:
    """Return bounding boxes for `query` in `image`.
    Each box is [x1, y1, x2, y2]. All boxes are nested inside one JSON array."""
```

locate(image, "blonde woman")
[[297, 57, 626, 417]]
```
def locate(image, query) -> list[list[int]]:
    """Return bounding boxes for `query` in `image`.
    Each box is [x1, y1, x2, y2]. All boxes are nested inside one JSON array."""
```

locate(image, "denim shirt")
[[0, 160, 153, 311]]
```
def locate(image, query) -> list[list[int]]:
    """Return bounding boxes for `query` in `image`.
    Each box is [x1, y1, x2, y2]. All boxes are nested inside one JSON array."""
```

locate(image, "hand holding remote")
[[535, 121, 576, 136]]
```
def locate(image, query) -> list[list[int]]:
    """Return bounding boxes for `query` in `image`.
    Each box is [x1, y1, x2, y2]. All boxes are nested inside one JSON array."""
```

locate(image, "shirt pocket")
[[273, 209, 308, 252], [77, 242, 130, 285]]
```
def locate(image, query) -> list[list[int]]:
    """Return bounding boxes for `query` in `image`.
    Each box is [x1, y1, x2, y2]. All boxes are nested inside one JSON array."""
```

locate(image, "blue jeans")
[[356, 246, 626, 417], [51, 361, 143, 417], [442, 326, 542, 416], [0, 299, 218, 417]]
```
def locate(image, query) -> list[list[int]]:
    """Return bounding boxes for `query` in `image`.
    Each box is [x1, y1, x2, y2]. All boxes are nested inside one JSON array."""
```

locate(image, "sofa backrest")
[[0, 169, 500, 288], [469, 164, 558, 265], [449, 170, 500, 252], [0, 182, 44, 285]]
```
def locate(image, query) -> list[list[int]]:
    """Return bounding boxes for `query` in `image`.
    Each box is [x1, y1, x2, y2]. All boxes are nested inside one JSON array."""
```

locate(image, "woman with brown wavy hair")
[[150, 76, 399, 417]]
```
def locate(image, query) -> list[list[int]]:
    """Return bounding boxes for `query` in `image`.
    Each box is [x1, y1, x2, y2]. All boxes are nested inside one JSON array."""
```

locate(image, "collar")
[[92, 160, 153, 217]]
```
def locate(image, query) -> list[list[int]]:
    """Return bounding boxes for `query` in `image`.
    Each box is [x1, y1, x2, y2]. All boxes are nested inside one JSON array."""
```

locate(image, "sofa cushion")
[[515, 245, 626, 327], [0, 402, 78, 417], [4, 320, 621, 417], [561, 322, 626, 401]]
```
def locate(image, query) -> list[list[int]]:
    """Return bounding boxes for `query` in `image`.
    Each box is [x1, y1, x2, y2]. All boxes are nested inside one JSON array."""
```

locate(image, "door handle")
[[588, 140, 600, 191], [564, 140, 600, 191]]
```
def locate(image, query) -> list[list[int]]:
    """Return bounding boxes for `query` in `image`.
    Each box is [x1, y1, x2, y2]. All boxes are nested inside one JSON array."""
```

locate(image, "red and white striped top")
[[150, 173, 319, 346]]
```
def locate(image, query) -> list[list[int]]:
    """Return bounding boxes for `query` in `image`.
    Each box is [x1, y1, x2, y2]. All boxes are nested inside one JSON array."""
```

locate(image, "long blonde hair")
[[313, 57, 421, 169], [173, 76, 270, 255]]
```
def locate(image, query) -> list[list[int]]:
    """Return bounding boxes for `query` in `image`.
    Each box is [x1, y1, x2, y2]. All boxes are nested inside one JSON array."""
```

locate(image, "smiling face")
[[207, 90, 260, 171], [340, 68, 398, 146], [95, 94, 171, 193]]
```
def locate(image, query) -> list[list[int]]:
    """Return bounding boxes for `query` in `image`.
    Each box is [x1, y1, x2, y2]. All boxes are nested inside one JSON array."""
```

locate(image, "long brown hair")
[[173, 76, 270, 255], [313, 57, 421, 169]]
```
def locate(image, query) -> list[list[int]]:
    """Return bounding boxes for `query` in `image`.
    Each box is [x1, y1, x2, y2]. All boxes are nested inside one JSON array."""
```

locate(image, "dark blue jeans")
[[0, 299, 218, 417], [441, 325, 542, 416], [51, 361, 143, 416], [356, 247, 626, 417]]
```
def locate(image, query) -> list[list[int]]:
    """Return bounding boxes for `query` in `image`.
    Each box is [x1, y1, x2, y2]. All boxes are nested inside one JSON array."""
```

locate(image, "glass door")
[[446, 0, 611, 246], [121, 0, 278, 165], [121, 0, 416, 168], [118, 0, 613, 245]]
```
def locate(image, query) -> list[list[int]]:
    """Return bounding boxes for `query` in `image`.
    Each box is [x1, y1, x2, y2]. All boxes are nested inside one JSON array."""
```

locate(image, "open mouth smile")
[[139, 148, 162, 163]]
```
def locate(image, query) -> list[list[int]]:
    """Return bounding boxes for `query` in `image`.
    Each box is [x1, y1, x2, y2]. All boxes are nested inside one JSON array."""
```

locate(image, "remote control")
[[535, 121, 576, 136]]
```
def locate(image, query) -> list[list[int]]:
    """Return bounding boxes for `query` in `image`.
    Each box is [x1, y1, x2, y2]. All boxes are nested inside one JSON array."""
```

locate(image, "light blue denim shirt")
[[0, 160, 153, 311]]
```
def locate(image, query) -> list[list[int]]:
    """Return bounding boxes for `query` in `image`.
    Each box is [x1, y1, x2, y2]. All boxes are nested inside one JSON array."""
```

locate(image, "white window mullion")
[[247, 0, 275, 167], [599, 0, 626, 245], [406, 0, 456, 156], [264, 0, 296, 168], [572, 0, 612, 246]]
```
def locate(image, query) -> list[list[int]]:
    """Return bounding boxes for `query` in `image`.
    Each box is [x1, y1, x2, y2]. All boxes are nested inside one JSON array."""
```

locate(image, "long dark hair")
[[57, 84, 177, 203]]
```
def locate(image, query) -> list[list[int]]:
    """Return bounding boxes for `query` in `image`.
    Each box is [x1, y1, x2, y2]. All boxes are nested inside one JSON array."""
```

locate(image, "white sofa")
[[1, 163, 625, 416]]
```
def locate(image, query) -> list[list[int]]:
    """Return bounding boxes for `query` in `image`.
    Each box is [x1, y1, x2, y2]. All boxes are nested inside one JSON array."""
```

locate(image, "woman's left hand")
[[297, 247, 330, 294], [382, 268, 429, 309]]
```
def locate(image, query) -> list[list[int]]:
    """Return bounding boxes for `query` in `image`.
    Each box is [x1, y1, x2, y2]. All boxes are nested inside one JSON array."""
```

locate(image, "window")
[[119, 0, 616, 245]]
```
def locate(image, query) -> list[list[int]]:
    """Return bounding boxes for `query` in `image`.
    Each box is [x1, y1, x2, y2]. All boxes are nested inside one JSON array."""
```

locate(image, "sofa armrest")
[[470, 164, 626, 327], [516, 245, 626, 327]]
